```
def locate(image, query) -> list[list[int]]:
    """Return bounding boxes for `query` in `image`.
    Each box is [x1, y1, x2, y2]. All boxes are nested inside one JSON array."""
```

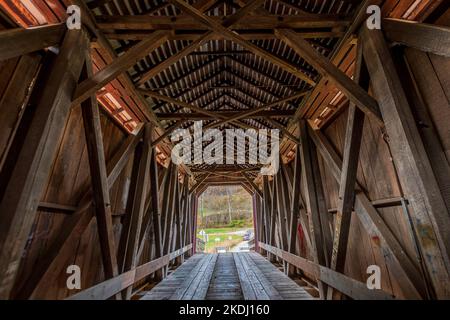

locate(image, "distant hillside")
[[198, 186, 253, 228]]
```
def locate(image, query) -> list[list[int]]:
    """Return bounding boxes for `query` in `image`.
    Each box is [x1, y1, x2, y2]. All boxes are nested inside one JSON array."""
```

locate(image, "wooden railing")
[[66, 244, 192, 300], [259, 242, 395, 300]]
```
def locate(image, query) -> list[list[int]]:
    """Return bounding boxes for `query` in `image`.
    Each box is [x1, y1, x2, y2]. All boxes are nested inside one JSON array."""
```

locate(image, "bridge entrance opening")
[[195, 185, 254, 254]]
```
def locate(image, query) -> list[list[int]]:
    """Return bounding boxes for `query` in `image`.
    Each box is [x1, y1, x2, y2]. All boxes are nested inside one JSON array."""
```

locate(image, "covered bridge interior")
[[0, 0, 449, 300]]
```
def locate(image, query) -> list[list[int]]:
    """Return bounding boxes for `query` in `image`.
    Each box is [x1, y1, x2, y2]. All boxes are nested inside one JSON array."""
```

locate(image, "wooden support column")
[[174, 178, 184, 264], [0, 29, 88, 299], [14, 125, 143, 299], [80, 53, 120, 289], [327, 43, 368, 300], [120, 124, 153, 299], [268, 178, 278, 257], [149, 140, 163, 277], [288, 145, 301, 275], [361, 26, 450, 299], [161, 163, 178, 274], [298, 119, 330, 299], [261, 176, 272, 255], [275, 166, 290, 251], [191, 195, 199, 254], [181, 175, 190, 254], [309, 125, 427, 299]]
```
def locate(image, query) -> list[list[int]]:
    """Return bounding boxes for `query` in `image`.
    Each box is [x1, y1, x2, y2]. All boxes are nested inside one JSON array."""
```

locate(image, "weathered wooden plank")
[[275, 29, 382, 125], [81, 52, 120, 285], [327, 42, 367, 300], [0, 24, 65, 61], [15, 126, 143, 299], [308, 125, 427, 299], [233, 252, 257, 300], [119, 124, 153, 298], [72, 30, 171, 106], [136, 0, 265, 86], [383, 19, 450, 57], [66, 244, 191, 300], [169, 0, 316, 85], [259, 242, 394, 300], [298, 120, 330, 298], [361, 25, 450, 299], [0, 30, 89, 299], [0, 53, 41, 171], [96, 15, 349, 31], [169, 254, 214, 299]]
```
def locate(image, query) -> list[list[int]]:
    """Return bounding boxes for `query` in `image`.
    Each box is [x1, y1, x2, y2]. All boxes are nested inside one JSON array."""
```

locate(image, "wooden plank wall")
[[317, 109, 419, 298], [0, 94, 136, 298]]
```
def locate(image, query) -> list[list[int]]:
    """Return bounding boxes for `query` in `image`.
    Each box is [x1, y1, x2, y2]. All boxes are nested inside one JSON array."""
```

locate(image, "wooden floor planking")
[[140, 254, 206, 300], [206, 253, 244, 300], [247, 252, 314, 300], [140, 253, 314, 300]]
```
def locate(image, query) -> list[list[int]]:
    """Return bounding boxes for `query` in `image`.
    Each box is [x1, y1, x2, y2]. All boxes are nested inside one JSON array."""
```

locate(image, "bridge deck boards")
[[140, 252, 314, 300]]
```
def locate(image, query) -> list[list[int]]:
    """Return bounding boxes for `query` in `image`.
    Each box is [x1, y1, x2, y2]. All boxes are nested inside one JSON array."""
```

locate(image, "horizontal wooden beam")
[[96, 15, 349, 30], [259, 242, 394, 300], [102, 31, 345, 41], [204, 90, 310, 130], [66, 245, 191, 300], [155, 110, 295, 120], [383, 18, 450, 57], [169, 0, 317, 86], [0, 24, 65, 61], [38, 202, 77, 213]]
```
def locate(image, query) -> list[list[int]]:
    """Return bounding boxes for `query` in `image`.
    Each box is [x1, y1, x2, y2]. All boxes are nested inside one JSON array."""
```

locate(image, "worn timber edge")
[[259, 242, 395, 300], [66, 244, 192, 300]]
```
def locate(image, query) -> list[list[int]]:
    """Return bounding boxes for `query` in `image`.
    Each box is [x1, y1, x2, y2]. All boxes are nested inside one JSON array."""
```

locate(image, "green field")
[[197, 227, 250, 253]]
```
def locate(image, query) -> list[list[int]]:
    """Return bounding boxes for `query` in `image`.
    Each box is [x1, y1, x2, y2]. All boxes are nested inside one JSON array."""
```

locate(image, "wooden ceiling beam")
[[275, 28, 383, 126], [203, 90, 310, 130], [223, 68, 298, 108], [138, 89, 258, 132], [225, 56, 300, 95], [72, 30, 172, 106], [151, 67, 226, 111], [383, 18, 450, 57], [155, 110, 295, 120], [169, 0, 317, 86], [136, 0, 265, 86], [96, 15, 349, 30], [102, 30, 345, 41]]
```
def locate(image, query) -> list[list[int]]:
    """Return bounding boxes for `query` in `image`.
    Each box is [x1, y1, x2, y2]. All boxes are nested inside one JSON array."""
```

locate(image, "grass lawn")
[[197, 227, 251, 253], [201, 227, 242, 234]]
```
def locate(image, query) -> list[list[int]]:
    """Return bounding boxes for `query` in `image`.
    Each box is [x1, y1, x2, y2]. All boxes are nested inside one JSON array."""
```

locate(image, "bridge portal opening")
[[195, 185, 254, 254]]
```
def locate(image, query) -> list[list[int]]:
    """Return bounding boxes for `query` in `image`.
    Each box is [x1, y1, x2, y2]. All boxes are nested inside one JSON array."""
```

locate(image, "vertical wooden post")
[[120, 123, 153, 298], [288, 145, 302, 275], [262, 175, 272, 259], [299, 119, 329, 299], [252, 194, 260, 252], [192, 194, 199, 254], [0, 29, 88, 299], [327, 42, 368, 300], [361, 25, 450, 299], [150, 139, 163, 278], [81, 53, 121, 288]]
